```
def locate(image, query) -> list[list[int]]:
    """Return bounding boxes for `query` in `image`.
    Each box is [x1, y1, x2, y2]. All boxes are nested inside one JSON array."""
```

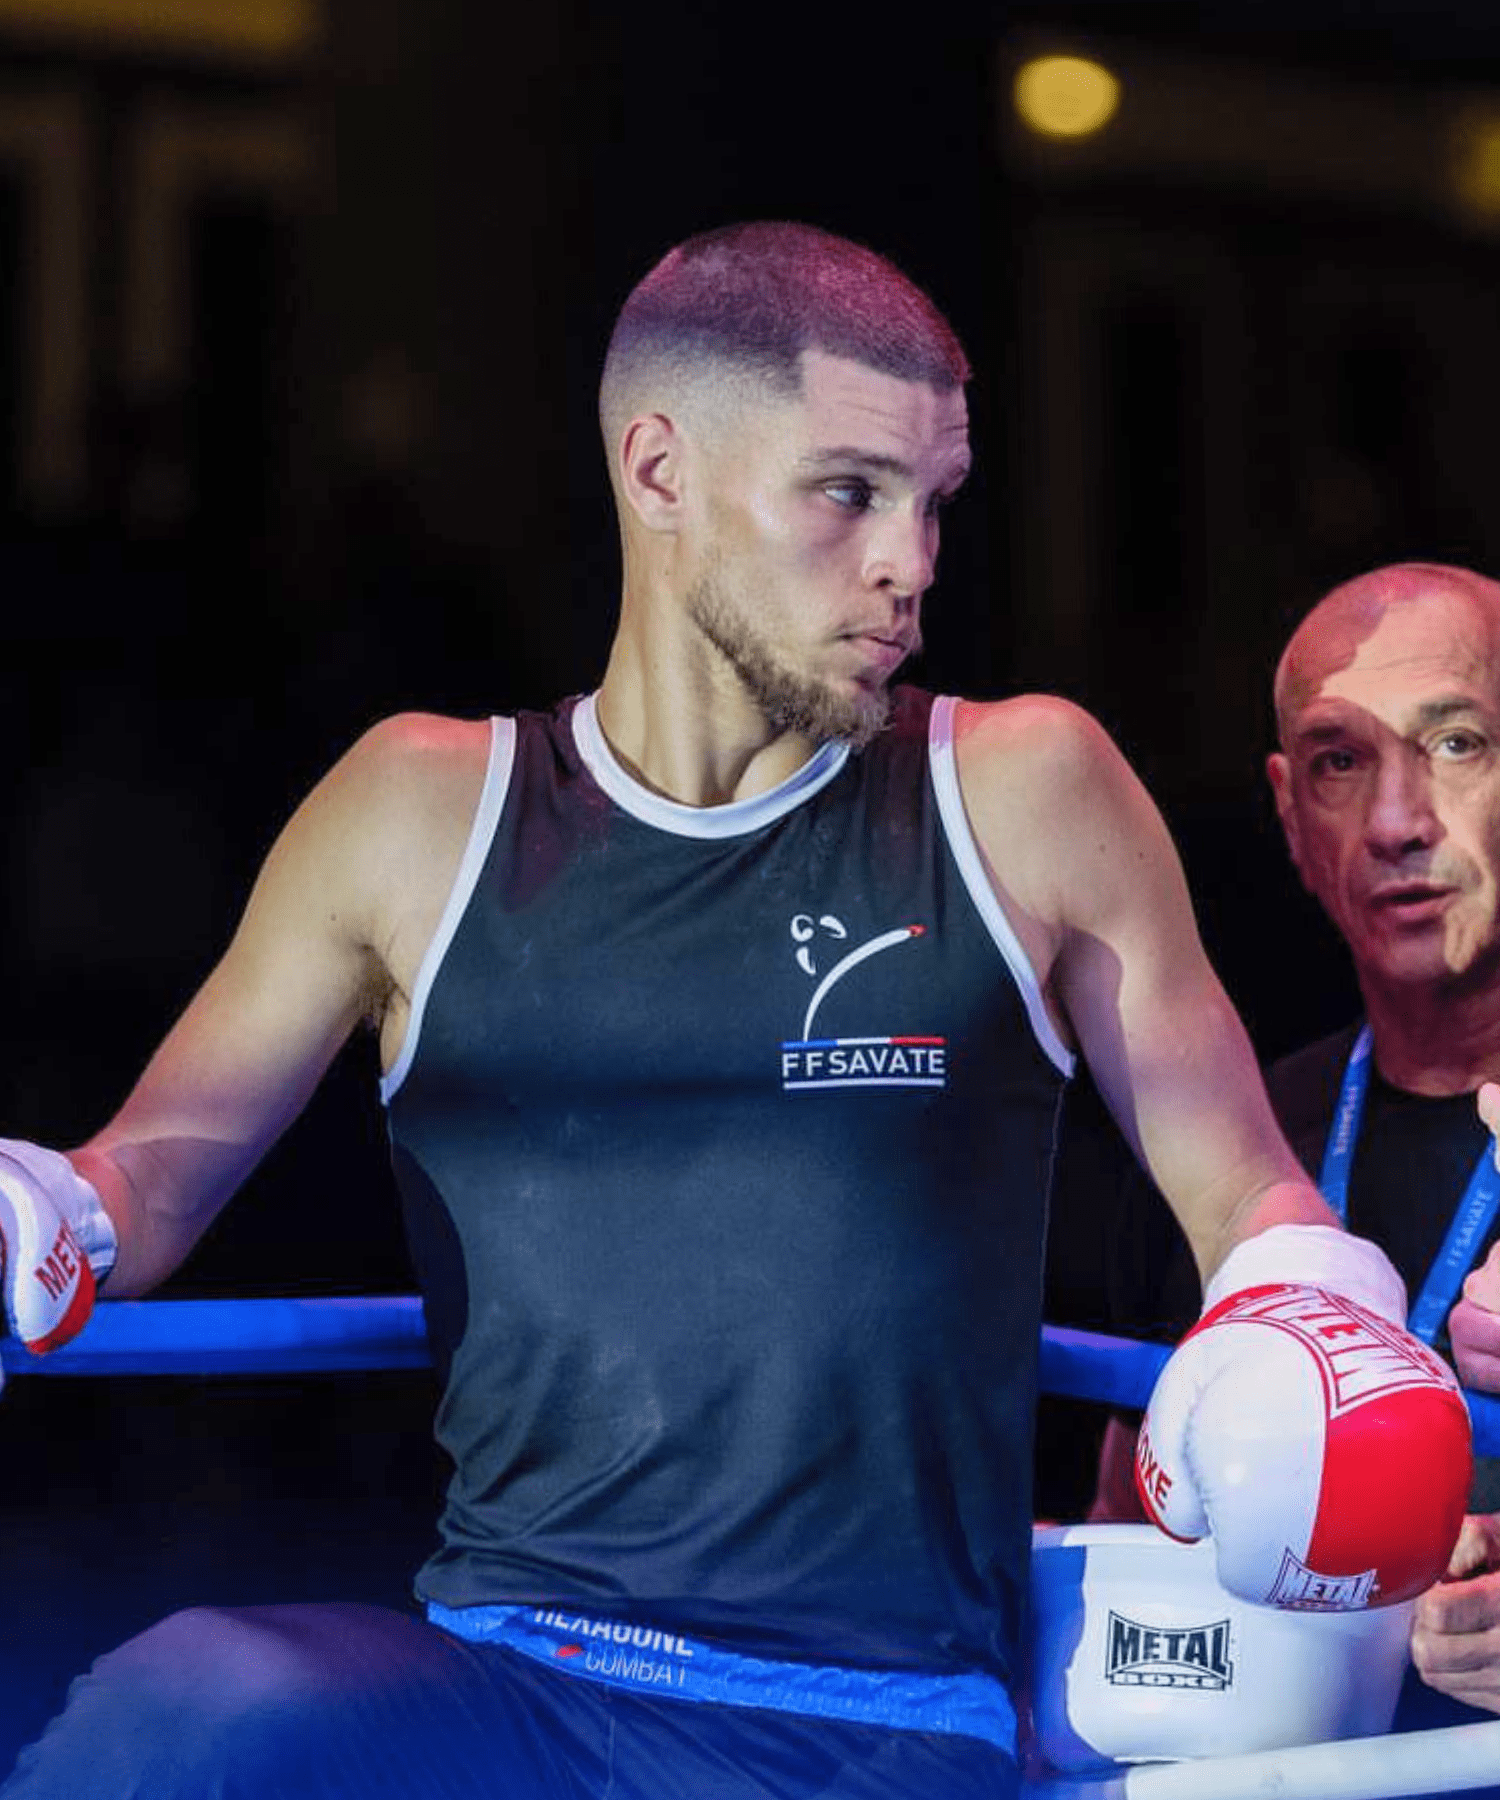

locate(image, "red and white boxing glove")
[[1135, 1224, 1471, 1611], [0, 1139, 116, 1374]]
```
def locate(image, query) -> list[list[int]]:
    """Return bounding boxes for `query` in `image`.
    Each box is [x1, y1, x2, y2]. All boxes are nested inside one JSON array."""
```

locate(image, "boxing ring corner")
[[4, 1300, 1499, 1799]]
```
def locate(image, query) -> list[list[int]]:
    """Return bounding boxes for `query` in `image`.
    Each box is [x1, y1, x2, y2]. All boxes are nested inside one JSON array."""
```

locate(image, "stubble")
[[685, 560, 893, 750]]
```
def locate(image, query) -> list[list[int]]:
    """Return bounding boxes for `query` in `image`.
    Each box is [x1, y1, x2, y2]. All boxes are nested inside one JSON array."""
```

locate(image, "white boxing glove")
[[1135, 1224, 1471, 1611], [0, 1138, 116, 1365]]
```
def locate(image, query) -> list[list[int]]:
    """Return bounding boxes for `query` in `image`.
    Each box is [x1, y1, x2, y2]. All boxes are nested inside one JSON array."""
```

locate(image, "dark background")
[[2, 0, 1500, 1771]]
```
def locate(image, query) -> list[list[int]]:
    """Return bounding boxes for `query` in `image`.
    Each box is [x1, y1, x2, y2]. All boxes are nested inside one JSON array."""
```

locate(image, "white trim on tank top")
[[380, 716, 517, 1106], [571, 691, 850, 838], [381, 696, 1075, 1101], [928, 695, 1076, 1080]]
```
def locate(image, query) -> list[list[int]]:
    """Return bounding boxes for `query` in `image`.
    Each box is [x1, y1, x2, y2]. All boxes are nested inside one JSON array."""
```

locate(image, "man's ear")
[[1266, 751, 1305, 882], [617, 413, 687, 533]]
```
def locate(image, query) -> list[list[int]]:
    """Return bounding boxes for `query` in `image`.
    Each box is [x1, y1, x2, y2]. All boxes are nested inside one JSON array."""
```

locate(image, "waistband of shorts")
[[426, 1600, 1018, 1754]]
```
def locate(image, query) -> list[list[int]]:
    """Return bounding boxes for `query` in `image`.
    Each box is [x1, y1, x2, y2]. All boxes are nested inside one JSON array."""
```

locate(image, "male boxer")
[[1095, 561, 1500, 1719], [0, 227, 1471, 1800]]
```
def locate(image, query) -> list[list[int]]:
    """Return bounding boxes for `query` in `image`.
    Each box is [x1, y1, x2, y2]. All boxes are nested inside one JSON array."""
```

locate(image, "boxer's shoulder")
[[949, 691, 1109, 780], [941, 697, 1103, 979], [947, 692, 1189, 950], [240, 714, 494, 1039], [337, 711, 494, 805], [949, 692, 1167, 845], [306, 712, 494, 875], [307, 714, 496, 1001], [947, 694, 1127, 874]]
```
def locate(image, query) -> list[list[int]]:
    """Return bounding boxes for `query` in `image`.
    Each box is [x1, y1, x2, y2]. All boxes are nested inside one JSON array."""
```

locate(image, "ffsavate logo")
[[779, 913, 946, 1091]]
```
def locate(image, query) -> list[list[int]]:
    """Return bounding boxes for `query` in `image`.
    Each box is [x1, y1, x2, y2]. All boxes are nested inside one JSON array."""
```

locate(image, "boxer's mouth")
[[838, 629, 919, 682], [842, 626, 918, 654]]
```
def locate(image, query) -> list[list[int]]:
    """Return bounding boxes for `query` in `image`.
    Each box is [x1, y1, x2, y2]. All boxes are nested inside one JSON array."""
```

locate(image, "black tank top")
[[384, 689, 1072, 1684]]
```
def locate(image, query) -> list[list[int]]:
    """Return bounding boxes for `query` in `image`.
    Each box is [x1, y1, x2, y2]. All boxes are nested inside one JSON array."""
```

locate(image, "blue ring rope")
[[1, 1300, 1496, 1455], [1042, 1324, 1500, 1458]]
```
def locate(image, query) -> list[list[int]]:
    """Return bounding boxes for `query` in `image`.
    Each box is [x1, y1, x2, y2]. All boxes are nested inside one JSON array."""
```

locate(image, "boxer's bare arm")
[[953, 695, 1334, 1284], [67, 713, 490, 1295]]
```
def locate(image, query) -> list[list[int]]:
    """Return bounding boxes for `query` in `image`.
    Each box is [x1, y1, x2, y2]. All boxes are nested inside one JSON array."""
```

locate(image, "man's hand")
[[1453, 1082, 1500, 1393], [1451, 1244, 1500, 1393], [1412, 1514, 1500, 1714]]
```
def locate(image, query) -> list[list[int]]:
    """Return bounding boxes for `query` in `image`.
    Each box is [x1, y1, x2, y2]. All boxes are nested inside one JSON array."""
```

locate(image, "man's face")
[[1268, 587, 1500, 993], [682, 348, 971, 746]]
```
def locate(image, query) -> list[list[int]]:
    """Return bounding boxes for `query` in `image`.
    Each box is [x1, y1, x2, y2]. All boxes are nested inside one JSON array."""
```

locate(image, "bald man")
[[1094, 561, 1500, 1720]]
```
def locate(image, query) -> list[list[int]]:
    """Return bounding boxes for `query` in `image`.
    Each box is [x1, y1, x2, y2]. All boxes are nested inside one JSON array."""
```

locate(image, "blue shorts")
[[2, 1601, 1020, 1800]]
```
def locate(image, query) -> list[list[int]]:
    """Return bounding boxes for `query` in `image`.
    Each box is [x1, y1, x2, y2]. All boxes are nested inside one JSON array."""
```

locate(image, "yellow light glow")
[[0, 0, 318, 57], [1452, 112, 1500, 220], [1014, 54, 1121, 140]]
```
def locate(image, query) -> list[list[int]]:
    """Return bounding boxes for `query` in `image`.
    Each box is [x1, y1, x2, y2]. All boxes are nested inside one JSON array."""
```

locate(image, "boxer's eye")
[[823, 478, 874, 513]]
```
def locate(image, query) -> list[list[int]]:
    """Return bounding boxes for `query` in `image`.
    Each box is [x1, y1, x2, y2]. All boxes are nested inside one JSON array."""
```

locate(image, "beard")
[[685, 560, 896, 750]]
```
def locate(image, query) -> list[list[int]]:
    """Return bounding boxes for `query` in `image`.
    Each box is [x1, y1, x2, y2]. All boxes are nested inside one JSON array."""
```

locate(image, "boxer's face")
[[681, 348, 969, 746], [1269, 587, 1500, 992]]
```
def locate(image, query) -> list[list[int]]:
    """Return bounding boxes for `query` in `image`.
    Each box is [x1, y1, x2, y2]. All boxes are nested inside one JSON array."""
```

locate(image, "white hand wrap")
[[1202, 1222, 1407, 1321]]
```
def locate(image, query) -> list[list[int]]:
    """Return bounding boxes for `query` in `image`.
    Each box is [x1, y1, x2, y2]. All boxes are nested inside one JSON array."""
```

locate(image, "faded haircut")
[[599, 221, 970, 447]]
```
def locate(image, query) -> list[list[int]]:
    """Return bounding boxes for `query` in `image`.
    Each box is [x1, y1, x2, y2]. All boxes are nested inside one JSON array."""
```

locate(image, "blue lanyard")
[[1318, 1023, 1500, 1344]]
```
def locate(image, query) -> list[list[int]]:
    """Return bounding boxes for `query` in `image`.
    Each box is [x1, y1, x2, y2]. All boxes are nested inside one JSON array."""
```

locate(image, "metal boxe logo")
[[1208, 1285, 1459, 1418], [1267, 1548, 1377, 1611], [1105, 1612, 1235, 1690]]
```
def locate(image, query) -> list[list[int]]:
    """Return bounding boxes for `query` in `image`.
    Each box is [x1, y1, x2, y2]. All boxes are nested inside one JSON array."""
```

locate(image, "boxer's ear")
[[617, 413, 687, 534]]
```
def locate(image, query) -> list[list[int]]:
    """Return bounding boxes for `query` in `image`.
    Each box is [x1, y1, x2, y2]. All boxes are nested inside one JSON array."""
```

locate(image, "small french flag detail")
[[780, 1035, 947, 1090]]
